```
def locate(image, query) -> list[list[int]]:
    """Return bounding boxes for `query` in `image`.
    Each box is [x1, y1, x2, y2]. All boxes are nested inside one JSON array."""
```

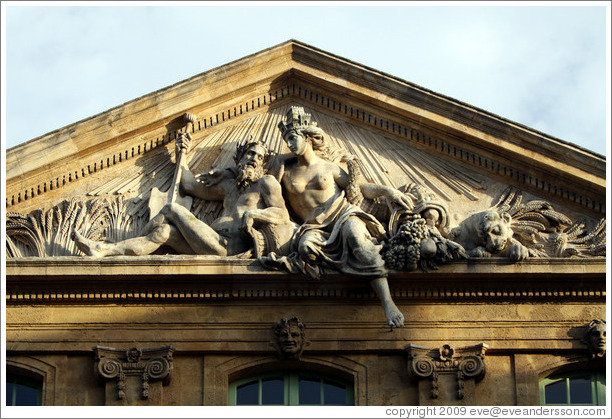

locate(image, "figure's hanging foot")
[[383, 300, 405, 328], [369, 277, 405, 328], [71, 229, 107, 257]]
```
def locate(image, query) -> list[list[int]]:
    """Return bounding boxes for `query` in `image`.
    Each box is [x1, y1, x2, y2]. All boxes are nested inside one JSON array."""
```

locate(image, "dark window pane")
[[299, 377, 321, 405], [236, 380, 259, 405], [545, 379, 567, 404], [262, 377, 284, 405], [6, 382, 14, 405], [569, 377, 592, 404], [323, 381, 346, 405], [14, 383, 40, 406]]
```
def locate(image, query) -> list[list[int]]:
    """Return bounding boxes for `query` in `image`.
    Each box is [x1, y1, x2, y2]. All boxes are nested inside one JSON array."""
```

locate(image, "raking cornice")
[[6, 40, 605, 217]]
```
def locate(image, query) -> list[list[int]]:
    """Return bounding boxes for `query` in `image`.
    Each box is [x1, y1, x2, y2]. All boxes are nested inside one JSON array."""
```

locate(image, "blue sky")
[[2, 2, 609, 156]]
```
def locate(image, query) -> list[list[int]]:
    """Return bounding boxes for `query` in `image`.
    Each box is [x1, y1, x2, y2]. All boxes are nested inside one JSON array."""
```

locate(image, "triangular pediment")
[[5, 40, 605, 262]]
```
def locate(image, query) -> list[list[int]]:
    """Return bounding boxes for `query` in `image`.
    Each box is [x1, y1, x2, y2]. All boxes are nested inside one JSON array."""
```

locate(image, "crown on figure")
[[278, 106, 317, 138]]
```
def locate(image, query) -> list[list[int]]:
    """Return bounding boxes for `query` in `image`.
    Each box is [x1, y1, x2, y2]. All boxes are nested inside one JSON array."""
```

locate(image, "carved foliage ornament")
[[406, 343, 487, 400], [381, 212, 466, 272], [94, 345, 173, 400]]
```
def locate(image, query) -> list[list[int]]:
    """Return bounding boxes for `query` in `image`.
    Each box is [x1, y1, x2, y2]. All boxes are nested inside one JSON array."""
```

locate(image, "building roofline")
[[8, 39, 605, 162]]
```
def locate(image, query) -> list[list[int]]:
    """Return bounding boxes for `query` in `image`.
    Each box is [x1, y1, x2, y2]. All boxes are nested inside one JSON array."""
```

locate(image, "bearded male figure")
[[71, 134, 293, 257]]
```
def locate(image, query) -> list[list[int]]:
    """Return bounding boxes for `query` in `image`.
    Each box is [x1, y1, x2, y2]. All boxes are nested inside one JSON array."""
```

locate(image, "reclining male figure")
[[71, 134, 292, 257]]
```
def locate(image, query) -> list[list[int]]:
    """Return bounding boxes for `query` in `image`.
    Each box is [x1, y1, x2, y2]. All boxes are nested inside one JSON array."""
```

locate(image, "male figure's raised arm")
[[176, 132, 226, 201]]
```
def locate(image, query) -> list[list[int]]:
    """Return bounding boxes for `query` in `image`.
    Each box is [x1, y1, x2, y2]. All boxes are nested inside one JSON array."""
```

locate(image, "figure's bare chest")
[[223, 184, 262, 211], [284, 163, 336, 195]]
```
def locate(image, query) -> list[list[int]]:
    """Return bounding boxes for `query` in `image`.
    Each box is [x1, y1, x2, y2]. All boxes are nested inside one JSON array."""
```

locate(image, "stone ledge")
[[5, 257, 605, 304], [5, 256, 606, 278], [3, 337, 599, 354]]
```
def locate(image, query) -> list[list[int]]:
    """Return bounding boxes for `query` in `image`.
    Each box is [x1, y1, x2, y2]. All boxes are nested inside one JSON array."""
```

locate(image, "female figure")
[[264, 107, 413, 328]]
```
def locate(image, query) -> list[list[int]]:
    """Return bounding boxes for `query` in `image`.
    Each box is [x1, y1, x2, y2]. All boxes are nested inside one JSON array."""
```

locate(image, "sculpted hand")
[[385, 188, 415, 211], [176, 132, 192, 155], [241, 211, 255, 233], [197, 169, 224, 187]]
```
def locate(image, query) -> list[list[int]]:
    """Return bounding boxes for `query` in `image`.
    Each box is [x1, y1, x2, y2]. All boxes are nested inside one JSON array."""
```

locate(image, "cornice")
[[5, 255, 606, 276], [5, 44, 295, 184], [5, 41, 606, 217], [6, 257, 605, 304], [280, 80, 605, 215], [289, 41, 605, 169], [9, 38, 602, 181], [5, 84, 607, 219]]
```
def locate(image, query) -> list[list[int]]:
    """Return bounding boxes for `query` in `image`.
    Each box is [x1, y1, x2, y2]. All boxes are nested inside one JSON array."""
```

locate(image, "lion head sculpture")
[[449, 210, 528, 261], [476, 211, 513, 253]]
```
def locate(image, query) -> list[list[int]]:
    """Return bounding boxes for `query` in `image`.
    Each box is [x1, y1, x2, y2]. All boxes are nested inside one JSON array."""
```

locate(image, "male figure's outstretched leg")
[[71, 213, 189, 256], [161, 203, 228, 256]]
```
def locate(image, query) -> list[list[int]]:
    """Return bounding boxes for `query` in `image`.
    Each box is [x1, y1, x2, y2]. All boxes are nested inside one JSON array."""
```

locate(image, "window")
[[229, 371, 354, 406], [540, 370, 605, 406], [6, 374, 42, 406]]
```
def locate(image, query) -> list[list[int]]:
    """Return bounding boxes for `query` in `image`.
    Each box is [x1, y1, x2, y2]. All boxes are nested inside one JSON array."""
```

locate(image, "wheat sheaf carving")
[[6, 196, 144, 258], [492, 187, 606, 258]]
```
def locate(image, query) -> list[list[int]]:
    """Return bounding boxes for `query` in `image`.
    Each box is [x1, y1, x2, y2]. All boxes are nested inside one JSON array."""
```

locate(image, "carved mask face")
[[589, 324, 606, 354], [278, 325, 303, 355], [285, 132, 307, 156]]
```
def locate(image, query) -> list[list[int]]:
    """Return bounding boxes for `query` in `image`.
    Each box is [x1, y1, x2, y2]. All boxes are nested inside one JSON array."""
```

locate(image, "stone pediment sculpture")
[[448, 187, 606, 261], [5, 41, 605, 327], [68, 128, 295, 260]]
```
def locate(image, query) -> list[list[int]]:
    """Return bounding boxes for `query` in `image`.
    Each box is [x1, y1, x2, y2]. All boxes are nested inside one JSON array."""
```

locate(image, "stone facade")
[[5, 261, 606, 405], [5, 40, 606, 407]]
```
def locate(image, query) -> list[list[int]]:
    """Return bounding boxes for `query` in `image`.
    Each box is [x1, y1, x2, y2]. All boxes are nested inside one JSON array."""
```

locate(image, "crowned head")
[[278, 106, 322, 138]]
